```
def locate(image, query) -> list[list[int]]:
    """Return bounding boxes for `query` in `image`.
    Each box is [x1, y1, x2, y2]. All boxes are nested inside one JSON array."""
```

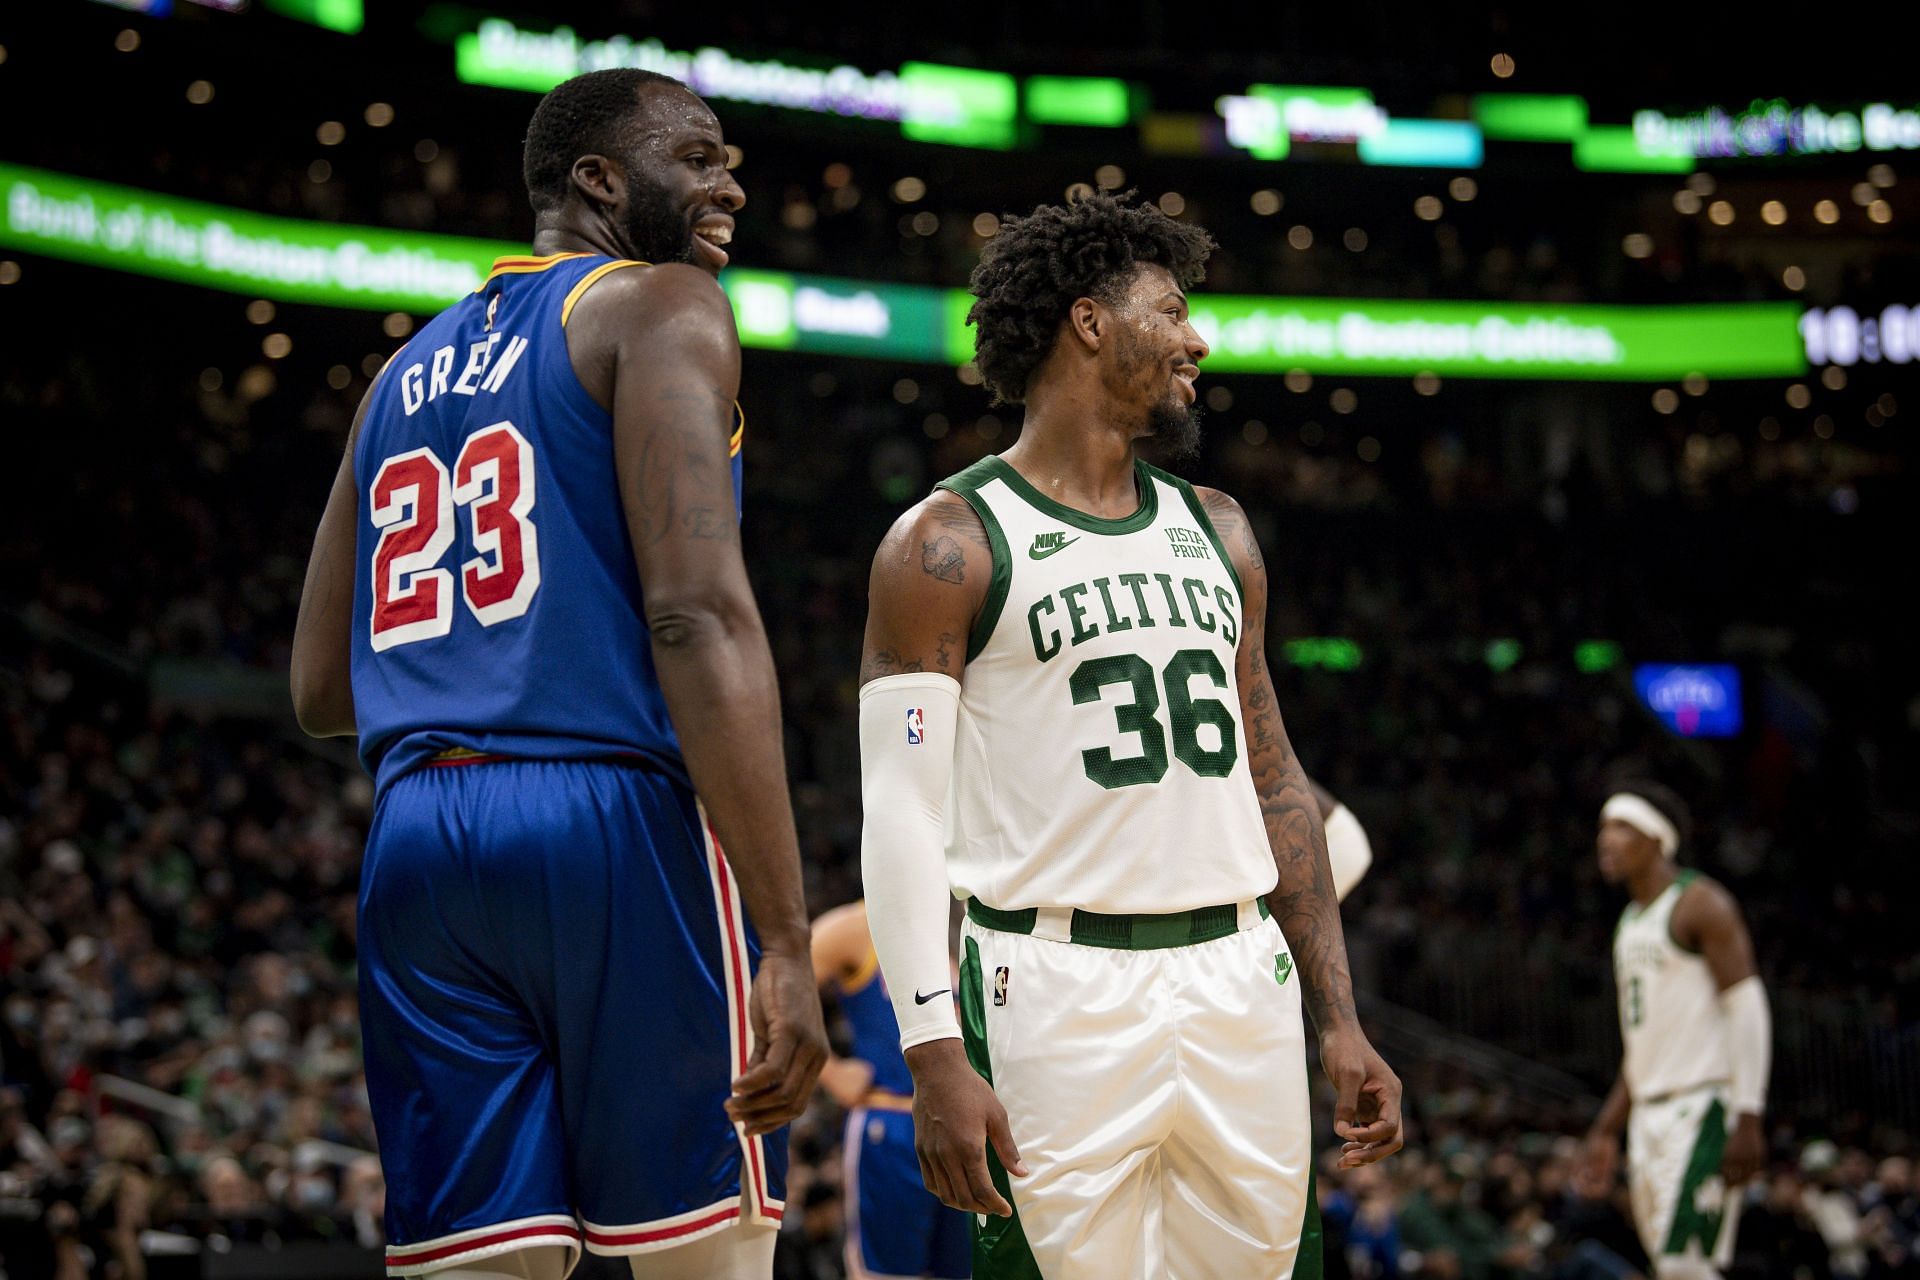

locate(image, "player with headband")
[[1584, 779, 1771, 1280]]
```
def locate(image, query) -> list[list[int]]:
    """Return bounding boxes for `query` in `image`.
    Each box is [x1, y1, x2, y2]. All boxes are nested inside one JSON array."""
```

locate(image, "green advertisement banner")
[[0, 161, 516, 312], [1187, 296, 1807, 379], [1, 162, 1807, 380]]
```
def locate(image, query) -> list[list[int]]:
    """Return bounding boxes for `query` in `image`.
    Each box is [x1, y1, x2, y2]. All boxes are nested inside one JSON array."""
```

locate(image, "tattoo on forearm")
[[921, 536, 965, 584], [1212, 485, 1352, 1030], [1250, 683, 1356, 1030], [934, 631, 957, 671]]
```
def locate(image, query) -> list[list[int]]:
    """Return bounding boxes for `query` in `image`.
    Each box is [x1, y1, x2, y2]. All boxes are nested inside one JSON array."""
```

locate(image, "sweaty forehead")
[[1118, 262, 1181, 305], [630, 84, 722, 146]]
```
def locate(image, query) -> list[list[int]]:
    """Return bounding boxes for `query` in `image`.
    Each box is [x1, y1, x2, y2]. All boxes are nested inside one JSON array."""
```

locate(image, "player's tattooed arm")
[[859, 491, 987, 685], [1203, 486, 1404, 1167], [1200, 488, 1352, 1028]]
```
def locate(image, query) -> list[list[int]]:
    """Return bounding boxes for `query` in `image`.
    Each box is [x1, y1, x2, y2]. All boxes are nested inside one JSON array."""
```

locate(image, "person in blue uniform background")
[[292, 68, 826, 1280], [812, 902, 971, 1280]]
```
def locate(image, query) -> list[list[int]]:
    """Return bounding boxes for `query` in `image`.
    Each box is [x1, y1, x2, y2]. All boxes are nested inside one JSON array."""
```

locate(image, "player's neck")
[[1001, 394, 1145, 520], [1627, 860, 1677, 906], [529, 211, 627, 261]]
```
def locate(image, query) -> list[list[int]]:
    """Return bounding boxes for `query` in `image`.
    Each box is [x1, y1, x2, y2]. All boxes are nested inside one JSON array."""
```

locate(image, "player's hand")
[[1577, 1132, 1620, 1193], [728, 951, 828, 1137], [904, 1038, 1028, 1216], [1319, 1025, 1404, 1167], [1721, 1112, 1766, 1186]]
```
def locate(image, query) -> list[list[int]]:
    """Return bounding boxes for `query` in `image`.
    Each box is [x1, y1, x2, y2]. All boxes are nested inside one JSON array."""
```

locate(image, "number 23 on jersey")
[[369, 420, 541, 650]]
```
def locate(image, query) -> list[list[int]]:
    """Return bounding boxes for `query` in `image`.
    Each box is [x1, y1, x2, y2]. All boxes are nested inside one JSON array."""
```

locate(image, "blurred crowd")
[[1317, 1078, 1920, 1280]]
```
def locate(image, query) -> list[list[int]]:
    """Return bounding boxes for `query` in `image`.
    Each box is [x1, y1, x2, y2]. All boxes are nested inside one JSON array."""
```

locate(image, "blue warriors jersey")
[[349, 253, 745, 792], [836, 948, 915, 1097]]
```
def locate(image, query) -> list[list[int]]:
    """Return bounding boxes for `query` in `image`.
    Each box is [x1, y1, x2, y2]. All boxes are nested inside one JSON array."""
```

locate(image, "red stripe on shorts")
[[386, 1222, 579, 1266], [583, 1204, 740, 1246]]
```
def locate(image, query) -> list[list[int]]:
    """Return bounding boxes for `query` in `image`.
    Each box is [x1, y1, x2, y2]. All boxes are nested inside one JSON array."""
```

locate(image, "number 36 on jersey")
[[368, 420, 541, 651]]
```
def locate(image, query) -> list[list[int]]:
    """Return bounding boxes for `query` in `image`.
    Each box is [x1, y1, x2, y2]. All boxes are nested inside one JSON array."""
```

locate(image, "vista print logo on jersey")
[[905, 706, 925, 745]]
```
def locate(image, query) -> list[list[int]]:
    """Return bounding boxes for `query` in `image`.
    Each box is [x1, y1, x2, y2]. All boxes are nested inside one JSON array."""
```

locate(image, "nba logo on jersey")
[[905, 707, 925, 745]]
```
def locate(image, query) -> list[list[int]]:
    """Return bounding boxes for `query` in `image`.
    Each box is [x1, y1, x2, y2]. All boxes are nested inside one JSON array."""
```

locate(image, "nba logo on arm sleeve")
[[905, 707, 925, 745]]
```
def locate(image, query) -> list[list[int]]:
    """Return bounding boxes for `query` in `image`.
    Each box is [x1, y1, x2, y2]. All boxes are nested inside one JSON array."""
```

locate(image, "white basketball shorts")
[[958, 900, 1316, 1280]]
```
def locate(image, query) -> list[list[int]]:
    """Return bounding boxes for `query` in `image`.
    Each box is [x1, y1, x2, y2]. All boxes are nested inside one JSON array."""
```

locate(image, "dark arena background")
[[3, 5, 1917, 1278]]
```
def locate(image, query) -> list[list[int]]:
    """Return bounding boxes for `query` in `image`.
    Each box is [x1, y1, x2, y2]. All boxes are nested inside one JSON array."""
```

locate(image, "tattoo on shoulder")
[[921, 536, 966, 584], [927, 496, 990, 549], [1201, 489, 1264, 573]]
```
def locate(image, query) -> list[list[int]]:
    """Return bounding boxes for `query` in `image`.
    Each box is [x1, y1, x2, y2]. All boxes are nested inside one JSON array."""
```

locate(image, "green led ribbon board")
[[0, 162, 513, 312], [0, 164, 1807, 380]]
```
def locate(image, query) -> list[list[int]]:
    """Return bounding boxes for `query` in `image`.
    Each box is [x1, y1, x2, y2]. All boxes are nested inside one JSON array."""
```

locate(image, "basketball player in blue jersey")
[[811, 902, 971, 1280], [291, 69, 826, 1279]]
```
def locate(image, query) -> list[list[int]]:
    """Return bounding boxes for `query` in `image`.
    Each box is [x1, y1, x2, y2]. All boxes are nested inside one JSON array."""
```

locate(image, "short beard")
[[1112, 326, 1203, 465], [1148, 398, 1203, 465], [621, 174, 694, 266]]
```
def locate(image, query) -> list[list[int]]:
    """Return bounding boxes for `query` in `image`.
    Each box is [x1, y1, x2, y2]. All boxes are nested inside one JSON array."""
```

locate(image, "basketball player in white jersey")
[[856, 191, 1401, 1280], [1583, 781, 1770, 1280]]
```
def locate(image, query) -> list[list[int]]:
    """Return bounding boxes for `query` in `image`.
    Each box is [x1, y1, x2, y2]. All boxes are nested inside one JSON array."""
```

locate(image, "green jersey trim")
[[978, 454, 1162, 535], [935, 458, 1013, 662], [1669, 869, 1704, 955], [1151, 463, 1246, 601]]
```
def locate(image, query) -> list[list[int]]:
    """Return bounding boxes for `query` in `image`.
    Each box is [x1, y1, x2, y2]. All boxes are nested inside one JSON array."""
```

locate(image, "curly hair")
[[966, 191, 1216, 405], [523, 68, 687, 215]]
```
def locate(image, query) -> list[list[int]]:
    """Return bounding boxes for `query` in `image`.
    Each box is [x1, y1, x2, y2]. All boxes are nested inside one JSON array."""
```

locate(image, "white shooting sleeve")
[[1323, 802, 1373, 902], [859, 672, 964, 1050], [1719, 973, 1772, 1116]]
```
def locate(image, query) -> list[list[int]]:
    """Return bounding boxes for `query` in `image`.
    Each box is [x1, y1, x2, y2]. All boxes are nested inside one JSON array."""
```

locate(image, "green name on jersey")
[[1028, 572, 1240, 664]]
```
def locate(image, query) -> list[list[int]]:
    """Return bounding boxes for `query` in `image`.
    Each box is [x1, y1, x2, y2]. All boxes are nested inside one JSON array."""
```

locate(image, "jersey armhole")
[[932, 471, 1011, 662], [1668, 870, 1706, 954], [1153, 464, 1247, 601], [559, 258, 649, 328]]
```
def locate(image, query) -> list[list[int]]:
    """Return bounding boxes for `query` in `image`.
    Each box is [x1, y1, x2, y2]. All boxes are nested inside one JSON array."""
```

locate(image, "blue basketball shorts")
[[358, 758, 786, 1277], [843, 1106, 970, 1280]]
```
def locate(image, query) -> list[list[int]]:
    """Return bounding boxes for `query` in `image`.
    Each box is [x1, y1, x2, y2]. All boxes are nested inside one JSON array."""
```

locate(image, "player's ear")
[[1067, 296, 1103, 353], [569, 154, 623, 212]]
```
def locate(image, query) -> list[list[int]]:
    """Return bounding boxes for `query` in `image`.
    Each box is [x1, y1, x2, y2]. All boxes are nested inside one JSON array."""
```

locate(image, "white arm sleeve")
[[1719, 974, 1771, 1116], [1324, 803, 1373, 902], [859, 673, 964, 1051]]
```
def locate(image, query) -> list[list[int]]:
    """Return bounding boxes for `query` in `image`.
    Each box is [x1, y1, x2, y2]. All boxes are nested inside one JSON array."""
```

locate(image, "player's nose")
[[713, 170, 745, 213]]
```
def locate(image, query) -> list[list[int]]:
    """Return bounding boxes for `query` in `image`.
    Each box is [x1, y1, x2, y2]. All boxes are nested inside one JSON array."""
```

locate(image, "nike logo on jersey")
[[913, 987, 951, 1005], [1029, 531, 1080, 560]]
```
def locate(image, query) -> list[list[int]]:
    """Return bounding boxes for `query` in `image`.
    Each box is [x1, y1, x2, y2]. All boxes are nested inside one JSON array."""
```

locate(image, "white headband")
[[1602, 793, 1679, 858]]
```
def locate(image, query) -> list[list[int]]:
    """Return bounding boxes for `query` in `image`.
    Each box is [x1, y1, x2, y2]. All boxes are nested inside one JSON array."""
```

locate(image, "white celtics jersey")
[[935, 455, 1277, 915], [1614, 871, 1732, 1101]]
